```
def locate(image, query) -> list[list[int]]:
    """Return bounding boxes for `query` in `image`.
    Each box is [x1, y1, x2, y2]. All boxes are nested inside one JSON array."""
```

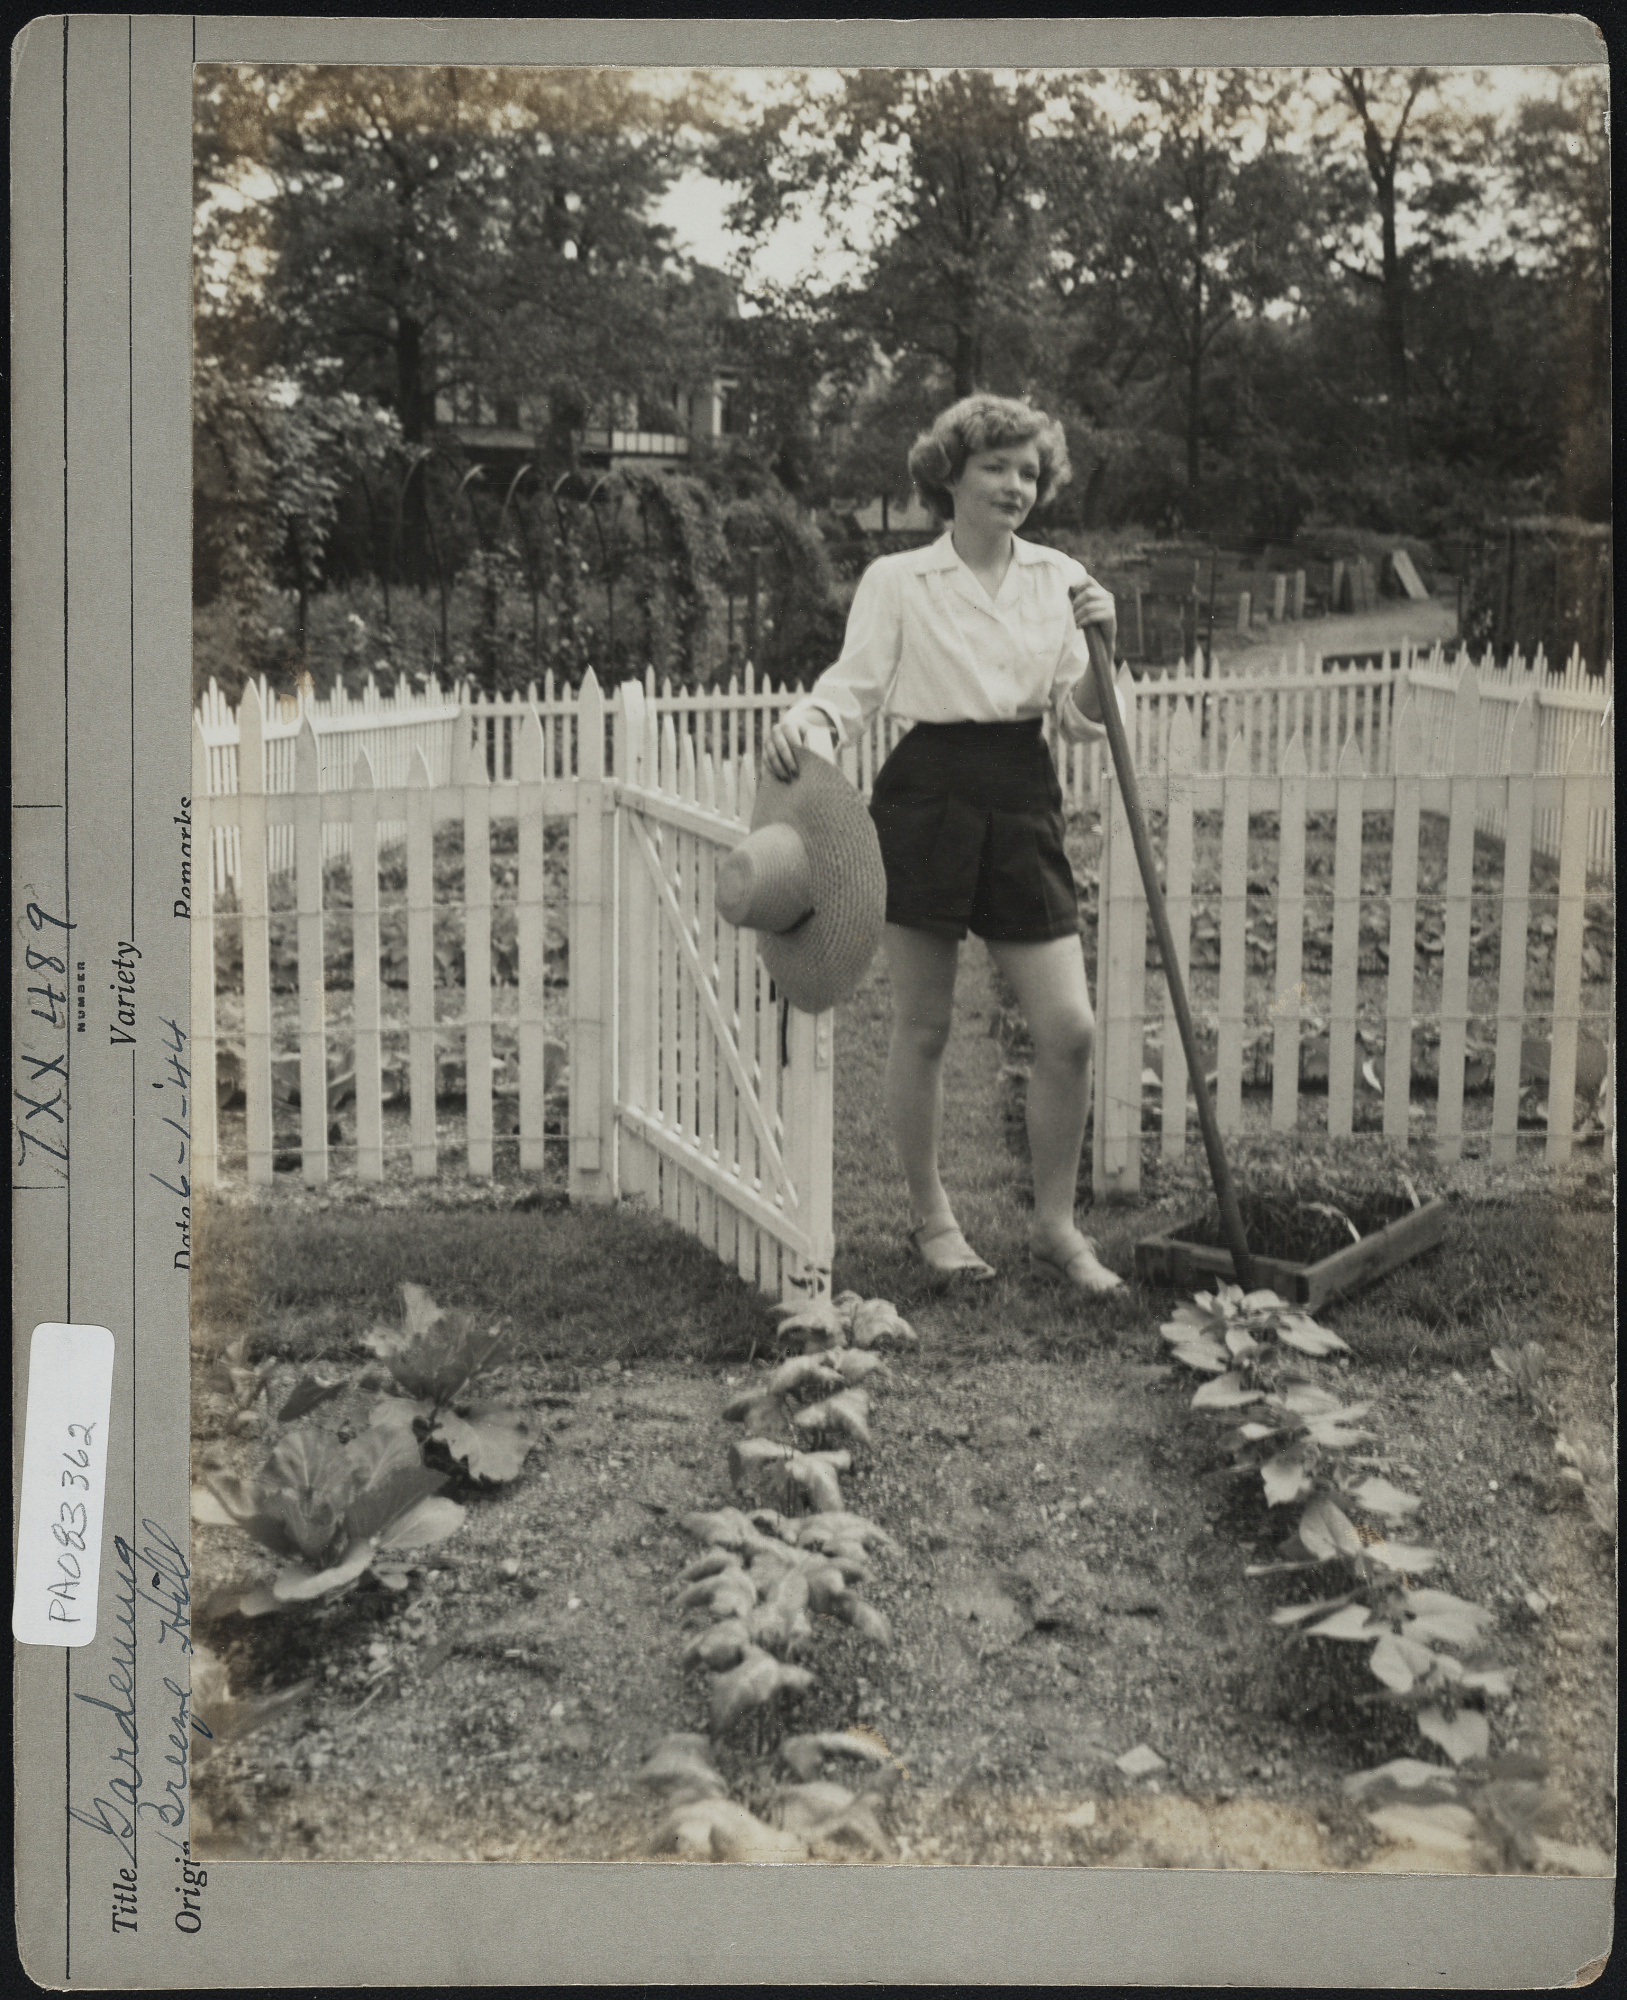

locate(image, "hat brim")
[[749, 752, 886, 1013]]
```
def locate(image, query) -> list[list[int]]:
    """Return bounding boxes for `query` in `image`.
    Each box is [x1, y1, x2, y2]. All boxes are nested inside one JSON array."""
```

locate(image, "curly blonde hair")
[[907, 394, 1072, 522]]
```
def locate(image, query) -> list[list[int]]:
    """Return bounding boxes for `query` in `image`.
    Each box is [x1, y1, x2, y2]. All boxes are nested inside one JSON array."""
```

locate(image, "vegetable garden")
[[189, 931, 1614, 1874]]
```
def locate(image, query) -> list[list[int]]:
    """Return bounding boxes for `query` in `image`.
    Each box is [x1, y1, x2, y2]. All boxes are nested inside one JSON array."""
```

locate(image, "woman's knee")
[[892, 1008, 954, 1065], [1034, 1007, 1093, 1072]]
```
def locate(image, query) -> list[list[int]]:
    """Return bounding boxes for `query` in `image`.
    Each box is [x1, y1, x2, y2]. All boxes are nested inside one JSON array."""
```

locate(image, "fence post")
[[406, 747, 437, 1178], [1382, 696, 1422, 1146], [1435, 670, 1482, 1159], [515, 706, 549, 1175], [456, 707, 495, 1180], [780, 1006, 835, 1305], [1273, 730, 1308, 1135], [350, 750, 384, 1182], [294, 716, 329, 1187], [1545, 724, 1593, 1162], [1161, 702, 1196, 1157], [238, 680, 274, 1185], [1216, 731, 1249, 1133], [1328, 732, 1367, 1139], [570, 670, 614, 1202], [1489, 697, 1537, 1163]]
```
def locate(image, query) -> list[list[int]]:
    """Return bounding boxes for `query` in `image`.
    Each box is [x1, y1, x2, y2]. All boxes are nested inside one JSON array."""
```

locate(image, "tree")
[[1317, 67, 1496, 464], [197, 65, 725, 583], [193, 357, 404, 688], [721, 69, 1069, 403], [1091, 69, 1313, 502]]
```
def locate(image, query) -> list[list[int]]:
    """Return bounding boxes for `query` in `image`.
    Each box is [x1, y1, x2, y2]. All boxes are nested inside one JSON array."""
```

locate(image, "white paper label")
[[12, 1323, 115, 1645]]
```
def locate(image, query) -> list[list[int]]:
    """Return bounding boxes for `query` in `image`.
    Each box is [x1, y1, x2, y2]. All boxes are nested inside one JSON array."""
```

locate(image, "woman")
[[766, 393, 1125, 1293]]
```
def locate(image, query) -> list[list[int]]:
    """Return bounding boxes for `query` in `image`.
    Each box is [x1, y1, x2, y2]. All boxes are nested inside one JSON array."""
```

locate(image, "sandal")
[[1029, 1235, 1124, 1295], [909, 1219, 996, 1282]]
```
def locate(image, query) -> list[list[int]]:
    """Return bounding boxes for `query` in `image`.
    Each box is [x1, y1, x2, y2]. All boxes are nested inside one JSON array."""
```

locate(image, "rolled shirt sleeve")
[[783, 560, 903, 749]]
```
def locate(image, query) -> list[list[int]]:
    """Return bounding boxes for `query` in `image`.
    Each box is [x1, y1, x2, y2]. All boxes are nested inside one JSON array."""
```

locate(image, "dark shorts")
[[868, 718, 1080, 943]]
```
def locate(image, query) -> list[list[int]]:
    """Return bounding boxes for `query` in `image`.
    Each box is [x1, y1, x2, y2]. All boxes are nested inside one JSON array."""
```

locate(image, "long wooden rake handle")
[[1084, 626, 1256, 1291]]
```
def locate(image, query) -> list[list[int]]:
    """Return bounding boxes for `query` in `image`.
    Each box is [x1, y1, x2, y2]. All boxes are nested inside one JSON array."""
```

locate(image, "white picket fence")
[[1092, 671, 1615, 1197], [191, 671, 836, 1304], [197, 638, 1614, 891], [194, 645, 1613, 1297]]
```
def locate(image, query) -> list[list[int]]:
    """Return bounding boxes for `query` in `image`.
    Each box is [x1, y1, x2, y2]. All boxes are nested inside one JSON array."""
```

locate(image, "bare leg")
[[987, 932, 1120, 1286], [882, 924, 989, 1269]]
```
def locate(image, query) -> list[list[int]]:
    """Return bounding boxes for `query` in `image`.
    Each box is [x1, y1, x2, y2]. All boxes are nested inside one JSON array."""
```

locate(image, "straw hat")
[[716, 752, 886, 1014]]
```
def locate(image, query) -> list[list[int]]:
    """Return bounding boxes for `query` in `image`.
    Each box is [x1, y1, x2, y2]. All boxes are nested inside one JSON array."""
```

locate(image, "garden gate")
[[191, 671, 835, 1305]]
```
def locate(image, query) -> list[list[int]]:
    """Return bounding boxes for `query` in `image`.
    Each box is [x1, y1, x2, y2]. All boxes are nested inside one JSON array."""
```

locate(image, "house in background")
[[432, 371, 744, 478]]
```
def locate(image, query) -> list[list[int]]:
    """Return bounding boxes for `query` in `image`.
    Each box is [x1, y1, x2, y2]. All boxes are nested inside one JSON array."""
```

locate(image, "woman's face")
[[948, 439, 1042, 537]]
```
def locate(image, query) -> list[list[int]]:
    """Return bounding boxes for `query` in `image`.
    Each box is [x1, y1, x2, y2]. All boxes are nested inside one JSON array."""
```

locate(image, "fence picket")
[[351, 751, 384, 1182], [238, 681, 275, 1185], [1435, 671, 1482, 1160], [617, 682, 657, 1204], [1490, 696, 1537, 1163], [1161, 702, 1196, 1155], [294, 718, 329, 1187], [406, 748, 437, 1179], [192, 716, 219, 1189], [515, 707, 549, 1173], [462, 714, 495, 1181], [1382, 696, 1422, 1145], [1546, 725, 1593, 1162], [677, 731, 700, 1241], [1328, 731, 1367, 1139], [1217, 731, 1250, 1133], [1273, 731, 1308, 1134], [696, 751, 721, 1256], [570, 672, 610, 1199], [1095, 768, 1145, 1194]]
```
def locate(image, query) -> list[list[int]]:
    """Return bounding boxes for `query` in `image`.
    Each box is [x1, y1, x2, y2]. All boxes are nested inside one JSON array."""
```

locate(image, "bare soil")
[[190, 1297, 1615, 1871]]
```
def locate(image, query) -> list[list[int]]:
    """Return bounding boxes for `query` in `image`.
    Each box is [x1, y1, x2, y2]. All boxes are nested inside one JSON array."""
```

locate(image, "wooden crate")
[[1135, 1197, 1450, 1313]]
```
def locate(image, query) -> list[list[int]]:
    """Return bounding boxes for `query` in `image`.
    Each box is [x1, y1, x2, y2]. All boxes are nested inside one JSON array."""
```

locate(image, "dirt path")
[[1216, 597, 1459, 674]]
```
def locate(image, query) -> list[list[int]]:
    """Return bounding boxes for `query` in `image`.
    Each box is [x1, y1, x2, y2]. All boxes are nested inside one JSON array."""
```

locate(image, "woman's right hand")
[[764, 713, 812, 782]]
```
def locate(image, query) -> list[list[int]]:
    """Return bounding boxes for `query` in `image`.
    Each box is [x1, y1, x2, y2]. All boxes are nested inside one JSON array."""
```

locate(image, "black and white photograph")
[[180, 54, 1615, 1880]]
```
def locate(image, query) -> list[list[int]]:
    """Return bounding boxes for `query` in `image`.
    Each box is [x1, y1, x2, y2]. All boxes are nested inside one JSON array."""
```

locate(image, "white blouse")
[[786, 532, 1124, 749]]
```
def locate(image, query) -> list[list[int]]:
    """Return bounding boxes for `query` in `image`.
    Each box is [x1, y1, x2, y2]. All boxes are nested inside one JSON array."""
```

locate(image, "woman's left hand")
[[1068, 576, 1118, 660]]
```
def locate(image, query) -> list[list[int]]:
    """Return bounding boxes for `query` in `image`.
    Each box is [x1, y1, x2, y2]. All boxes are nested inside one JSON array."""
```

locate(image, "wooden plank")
[[406, 746, 437, 1178], [1272, 731, 1308, 1134], [515, 707, 548, 1174], [191, 716, 219, 1189], [1382, 695, 1422, 1145], [1216, 731, 1249, 1134], [676, 729, 700, 1239], [659, 718, 682, 1226], [1328, 731, 1367, 1139], [293, 717, 329, 1187], [1489, 697, 1537, 1162], [569, 671, 609, 1197], [1391, 547, 1429, 601], [462, 715, 495, 1181], [1435, 671, 1481, 1160], [238, 680, 275, 1185], [614, 682, 654, 1203], [778, 1005, 836, 1302], [1161, 702, 1195, 1157], [1301, 1198, 1449, 1312], [351, 751, 384, 1182], [1545, 725, 1593, 1162], [712, 758, 741, 1272], [695, 752, 720, 1254]]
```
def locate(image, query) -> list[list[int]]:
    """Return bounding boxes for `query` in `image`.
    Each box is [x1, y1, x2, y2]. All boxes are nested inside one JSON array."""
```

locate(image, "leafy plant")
[[1163, 1281, 1511, 1775], [363, 1283, 536, 1486], [194, 1423, 466, 1617], [1343, 1752, 1610, 1876], [190, 1643, 313, 1762]]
